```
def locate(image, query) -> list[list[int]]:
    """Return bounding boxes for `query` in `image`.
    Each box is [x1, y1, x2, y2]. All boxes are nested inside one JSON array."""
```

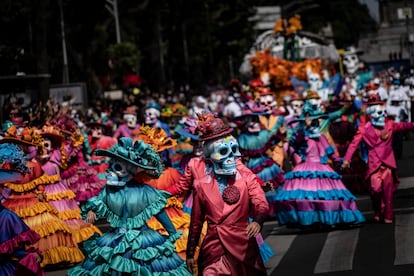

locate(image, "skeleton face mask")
[[260, 95, 277, 111], [40, 138, 52, 160], [124, 114, 137, 129], [306, 98, 322, 112], [291, 100, 304, 116], [367, 104, 386, 127], [204, 135, 241, 176], [106, 160, 135, 187], [308, 72, 323, 91], [305, 118, 321, 138], [342, 54, 360, 75], [144, 108, 160, 126]]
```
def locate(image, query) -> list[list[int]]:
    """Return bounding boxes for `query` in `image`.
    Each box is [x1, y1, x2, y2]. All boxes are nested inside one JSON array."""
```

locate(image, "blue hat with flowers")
[[95, 137, 163, 178]]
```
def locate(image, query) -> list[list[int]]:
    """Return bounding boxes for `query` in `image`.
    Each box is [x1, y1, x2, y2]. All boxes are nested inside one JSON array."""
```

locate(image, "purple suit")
[[344, 120, 414, 221]]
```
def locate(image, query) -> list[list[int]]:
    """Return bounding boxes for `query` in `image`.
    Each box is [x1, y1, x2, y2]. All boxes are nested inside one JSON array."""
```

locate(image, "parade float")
[[239, 14, 341, 103]]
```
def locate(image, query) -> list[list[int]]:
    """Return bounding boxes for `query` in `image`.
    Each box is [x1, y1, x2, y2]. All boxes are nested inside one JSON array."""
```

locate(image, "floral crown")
[[0, 124, 44, 147], [136, 126, 177, 152], [0, 143, 29, 174], [195, 112, 233, 142]]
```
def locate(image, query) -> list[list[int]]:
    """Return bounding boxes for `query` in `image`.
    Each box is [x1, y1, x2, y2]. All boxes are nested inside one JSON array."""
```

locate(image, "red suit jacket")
[[173, 157, 269, 274]]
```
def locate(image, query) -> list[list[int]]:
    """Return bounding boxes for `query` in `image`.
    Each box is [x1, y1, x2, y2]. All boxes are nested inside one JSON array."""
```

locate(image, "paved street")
[[46, 136, 414, 276]]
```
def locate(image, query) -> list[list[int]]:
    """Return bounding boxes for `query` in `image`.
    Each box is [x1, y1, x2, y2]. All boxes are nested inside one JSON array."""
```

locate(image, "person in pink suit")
[[168, 114, 269, 276], [342, 94, 414, 224]]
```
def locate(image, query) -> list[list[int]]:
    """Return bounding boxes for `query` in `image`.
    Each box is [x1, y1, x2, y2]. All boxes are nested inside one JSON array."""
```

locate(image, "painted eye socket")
[[310, 120, 319, 127], [231, 145, 239, 153], [113, 163, 124, 172], [44, 142, 50, 148], [220, 148, 229, 155]]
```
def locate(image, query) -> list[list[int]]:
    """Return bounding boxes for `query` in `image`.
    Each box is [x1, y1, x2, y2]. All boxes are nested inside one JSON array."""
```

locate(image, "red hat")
[[123, 106, 137, 115], [196, 115, 233, 142], [366, 94, 385, 106], [258, 87, 273, 96]]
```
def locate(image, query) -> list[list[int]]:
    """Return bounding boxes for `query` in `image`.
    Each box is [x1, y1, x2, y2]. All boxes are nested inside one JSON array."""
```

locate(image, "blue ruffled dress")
[[68, 181, 191, 276]]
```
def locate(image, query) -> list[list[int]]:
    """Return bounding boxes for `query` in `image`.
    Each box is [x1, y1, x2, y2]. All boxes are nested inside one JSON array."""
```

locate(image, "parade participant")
[[188, 95, 210, 117], [69, 137, 191, 275], [342, 94, 414, 223], [0, 125, 85, 267], [144, 101, 172, 166], [36, 125, 101, 244], [134, 126, 191, 260], [275, 108, 365, 228], [0, 143, 44, 276], [144, 101, 171, 135], [112, 106, 141, 140], [233, 101, 285, 216], [84, 119, 117, 181], [327, 97, 369, 194], [53, 116, 104, 205], [168, 115, 269, 275]]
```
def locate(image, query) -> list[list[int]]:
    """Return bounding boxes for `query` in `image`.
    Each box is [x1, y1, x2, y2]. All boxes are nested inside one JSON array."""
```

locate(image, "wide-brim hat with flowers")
[[196, 113, 233, 142], [135, 126, 177, 152], [95, 137, 163, 178], [38, 124, 65, 148], [0, 123, 43, 147], [0, 143, 29, 182]]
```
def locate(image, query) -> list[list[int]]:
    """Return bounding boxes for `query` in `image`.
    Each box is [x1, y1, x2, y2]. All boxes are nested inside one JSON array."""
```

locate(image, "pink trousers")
[[369, 165, 395, 221]]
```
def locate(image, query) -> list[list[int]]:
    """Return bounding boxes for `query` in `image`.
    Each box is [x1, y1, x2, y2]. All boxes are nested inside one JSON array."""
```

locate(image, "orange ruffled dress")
[[2, 159, 85, 267], [136, 167, 191, 260], [40, 152, 101, 245]]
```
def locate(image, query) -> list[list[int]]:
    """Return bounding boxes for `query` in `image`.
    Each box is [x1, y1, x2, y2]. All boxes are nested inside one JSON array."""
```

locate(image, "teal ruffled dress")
[[68, 181, 191, 276]]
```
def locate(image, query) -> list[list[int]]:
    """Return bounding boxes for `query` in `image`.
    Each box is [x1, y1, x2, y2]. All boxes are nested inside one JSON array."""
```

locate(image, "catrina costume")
[[0, 143, 44, 276], [133, 126, 192, 260], [169, 116, 269, 275], [233, 102, 285, 217], [36, 125, 101, 244], [53, 116, 104, 204], [0, 125, 85, 267], [68, 137, 191, 275], [275, 108, 365, 227]]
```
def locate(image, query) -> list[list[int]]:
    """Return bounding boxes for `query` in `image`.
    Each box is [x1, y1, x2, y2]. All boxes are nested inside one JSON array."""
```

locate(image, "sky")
[[359, 0, 380, 22]]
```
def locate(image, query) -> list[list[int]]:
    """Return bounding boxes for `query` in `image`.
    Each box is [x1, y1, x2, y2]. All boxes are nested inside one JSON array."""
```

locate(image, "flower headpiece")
[[95, 137, 163, 178], [38, 124, 65, 148], [196, 112, 233, 142], [0, 124, 43, 147], [136, 126, 177, 152], [0, 143, 29, 175]]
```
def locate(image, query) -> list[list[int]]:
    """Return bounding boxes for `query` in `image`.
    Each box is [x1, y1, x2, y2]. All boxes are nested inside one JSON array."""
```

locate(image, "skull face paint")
[[291, 100, 304, 116], [106, 160, 135, 187], [144, 108, 160, 126], [204, 135, 241, 176], [123, 114, 137, 129], [259, 94, 277, 111], [342, 54, 360, 75]]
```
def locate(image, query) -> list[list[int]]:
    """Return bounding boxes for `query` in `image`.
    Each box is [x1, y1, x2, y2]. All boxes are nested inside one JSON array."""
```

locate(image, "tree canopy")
[[0, 0, 377, 100]]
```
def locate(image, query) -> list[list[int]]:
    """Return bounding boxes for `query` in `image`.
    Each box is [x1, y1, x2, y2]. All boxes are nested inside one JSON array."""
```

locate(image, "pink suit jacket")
[[174, 157, 269, 274], [344, 120, 414, 183]]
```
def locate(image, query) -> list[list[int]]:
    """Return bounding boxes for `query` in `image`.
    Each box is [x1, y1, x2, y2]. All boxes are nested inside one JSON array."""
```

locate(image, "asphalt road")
[[45, 135, 414, 276]]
